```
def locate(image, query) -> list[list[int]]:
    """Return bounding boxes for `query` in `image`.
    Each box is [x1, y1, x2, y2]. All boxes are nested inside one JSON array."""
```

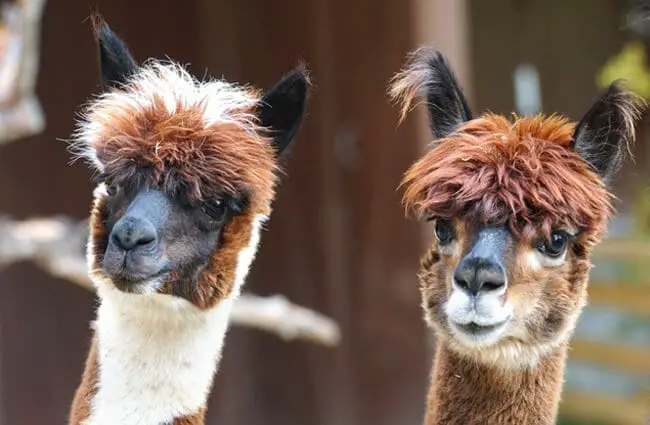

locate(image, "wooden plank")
[[569, 339, 650, 375], [560, 391, 649, 425], [587, 285, 650, 318], [590, 280, 650, 288]]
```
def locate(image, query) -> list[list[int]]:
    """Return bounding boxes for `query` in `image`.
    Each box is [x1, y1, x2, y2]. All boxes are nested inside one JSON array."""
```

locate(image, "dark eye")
[[434, 219, 455, 245], [535, 230, 570, 258], [201, 199, 227, 221]]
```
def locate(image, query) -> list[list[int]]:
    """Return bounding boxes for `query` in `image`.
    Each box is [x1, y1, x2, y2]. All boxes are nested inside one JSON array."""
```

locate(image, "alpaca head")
[[72, 17, 309, 309], [390, 47, 643, 368]]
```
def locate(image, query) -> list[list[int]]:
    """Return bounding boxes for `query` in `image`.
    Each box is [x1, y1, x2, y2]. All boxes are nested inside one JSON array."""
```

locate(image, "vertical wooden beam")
[[197, 0, 431, 424], [403, 0, 472, 264], [412, 0, 472, 101]]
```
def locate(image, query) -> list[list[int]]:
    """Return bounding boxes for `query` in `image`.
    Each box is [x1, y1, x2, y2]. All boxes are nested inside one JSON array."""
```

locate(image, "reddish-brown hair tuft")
[[91, 98, 278, 212], [401, 113, 615, 241], [74, 61, 280, 213]]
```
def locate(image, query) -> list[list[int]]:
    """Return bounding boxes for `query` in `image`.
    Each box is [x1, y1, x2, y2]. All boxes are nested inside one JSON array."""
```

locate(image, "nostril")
[[453, 266, 474, 293], [454, 277, 469, 291], [454, 259, 506, 296], [482, 280, 505, 291], [475, 266, 506, 294], [136, 231, 156, 246]]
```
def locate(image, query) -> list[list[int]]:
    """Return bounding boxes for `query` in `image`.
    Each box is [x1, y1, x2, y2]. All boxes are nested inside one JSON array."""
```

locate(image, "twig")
[[0, 0, 47, 144], [0, 216, 341, 346]]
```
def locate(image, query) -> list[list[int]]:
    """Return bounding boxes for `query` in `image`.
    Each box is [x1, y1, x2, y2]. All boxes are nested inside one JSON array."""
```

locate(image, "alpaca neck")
[[425, 342, 567, 425], [70, 290, 235, 425], [70, 214, 266, 425]]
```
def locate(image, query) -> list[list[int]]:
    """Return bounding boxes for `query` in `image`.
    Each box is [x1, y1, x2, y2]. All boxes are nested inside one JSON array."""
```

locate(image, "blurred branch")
[[0, 216, 341, 347], [0, 0, 47, 144], [230, 294, 341, 346]]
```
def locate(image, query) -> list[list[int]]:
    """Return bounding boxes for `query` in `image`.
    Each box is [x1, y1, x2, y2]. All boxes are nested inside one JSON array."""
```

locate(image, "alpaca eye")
[[434, 219, 455, 245], [536, 230, 570, 258], [201, 199, 227, 221]]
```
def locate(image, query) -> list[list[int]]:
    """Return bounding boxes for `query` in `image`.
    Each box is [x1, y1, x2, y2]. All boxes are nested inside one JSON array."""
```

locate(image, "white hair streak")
[[69, 59, 266, 172]]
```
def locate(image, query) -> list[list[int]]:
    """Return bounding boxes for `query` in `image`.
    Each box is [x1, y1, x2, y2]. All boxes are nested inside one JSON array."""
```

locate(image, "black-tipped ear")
[[572, 81, 643, 184], [389, 47, 473, 140], [90, 14, 138, 90], [257, 65, 310, 156]]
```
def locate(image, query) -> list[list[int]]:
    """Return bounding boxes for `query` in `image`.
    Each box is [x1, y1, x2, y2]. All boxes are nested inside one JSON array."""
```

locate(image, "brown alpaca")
[[390, 47, 643, 425], [68, 17, 309, 425]]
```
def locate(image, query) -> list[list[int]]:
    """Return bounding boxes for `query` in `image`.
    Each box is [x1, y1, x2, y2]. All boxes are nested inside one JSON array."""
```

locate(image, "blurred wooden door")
[[0, 0, 429, 424]]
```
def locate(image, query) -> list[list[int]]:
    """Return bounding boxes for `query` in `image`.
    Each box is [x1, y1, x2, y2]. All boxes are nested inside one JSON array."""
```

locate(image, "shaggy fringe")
[[71, 59, 264, 160], [70, 60, 278, 210], [400, 114, 616, 241]]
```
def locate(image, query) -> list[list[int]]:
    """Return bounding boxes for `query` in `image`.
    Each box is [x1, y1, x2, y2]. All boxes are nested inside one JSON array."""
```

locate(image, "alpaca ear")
[[572, 81, 643, 183], [389, 46, 473, 140], [257, 65, 310, 156], [90, 15, 138, 90]]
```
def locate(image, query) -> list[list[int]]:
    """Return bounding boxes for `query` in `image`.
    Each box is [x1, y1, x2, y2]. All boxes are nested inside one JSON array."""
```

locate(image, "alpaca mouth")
[[451, 320, 508, 337], [106, 260, 170, 294], [111, 273, 166, 294]]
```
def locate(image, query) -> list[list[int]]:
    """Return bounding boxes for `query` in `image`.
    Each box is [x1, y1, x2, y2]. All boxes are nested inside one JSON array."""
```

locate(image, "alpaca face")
[[98, 185, 242, 294], [73, 18, 308, 308], [419, 217, 587, 367], [390, 47, 642, 368]]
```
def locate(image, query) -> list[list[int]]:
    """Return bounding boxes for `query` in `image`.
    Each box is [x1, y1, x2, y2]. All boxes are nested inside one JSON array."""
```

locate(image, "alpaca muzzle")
[[103, 190, 170, 290]]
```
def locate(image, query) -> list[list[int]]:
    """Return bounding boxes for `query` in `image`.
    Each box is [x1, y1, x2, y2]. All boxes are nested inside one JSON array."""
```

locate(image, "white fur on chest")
[[85, 295, 233, 425], [83, 214, 266, 425]]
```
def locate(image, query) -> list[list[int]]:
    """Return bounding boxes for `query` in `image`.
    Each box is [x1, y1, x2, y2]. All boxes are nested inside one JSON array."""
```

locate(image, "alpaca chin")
[[99, 275, 165, 296]]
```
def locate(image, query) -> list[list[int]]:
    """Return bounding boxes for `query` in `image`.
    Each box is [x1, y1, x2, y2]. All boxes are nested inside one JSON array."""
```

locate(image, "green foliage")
[[632, 183, 650, 238], [596, 41, 650, 99]]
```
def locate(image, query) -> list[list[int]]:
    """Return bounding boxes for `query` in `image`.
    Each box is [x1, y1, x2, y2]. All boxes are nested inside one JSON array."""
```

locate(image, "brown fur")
[[88, 99, 278, 213], [160, 211, 257, 307], [409, 124, 599, 424], [404, 116, 612, 423], [172, 409, 206, 425], [69, 338, 99, 425], [390, 47, 642, 425], [401, 114, 614, 243], [86, 186, 259, 309], [425, 344, 566, 425], [418, 219, 592, 354]]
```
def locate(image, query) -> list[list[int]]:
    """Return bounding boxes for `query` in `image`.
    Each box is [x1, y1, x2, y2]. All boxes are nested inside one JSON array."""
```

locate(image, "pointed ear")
[[256, 65, 310, 156], [572, 81, 644, 184], [389, 46, 473, 140], [90, 14, 138, 90]]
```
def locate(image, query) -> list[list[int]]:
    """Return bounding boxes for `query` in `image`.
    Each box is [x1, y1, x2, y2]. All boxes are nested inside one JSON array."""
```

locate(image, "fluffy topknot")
[[72, 61, 278, 212]]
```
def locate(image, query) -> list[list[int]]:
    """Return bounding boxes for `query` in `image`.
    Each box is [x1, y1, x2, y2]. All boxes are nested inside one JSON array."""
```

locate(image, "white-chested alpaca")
[[68, 16, 309, 425]]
